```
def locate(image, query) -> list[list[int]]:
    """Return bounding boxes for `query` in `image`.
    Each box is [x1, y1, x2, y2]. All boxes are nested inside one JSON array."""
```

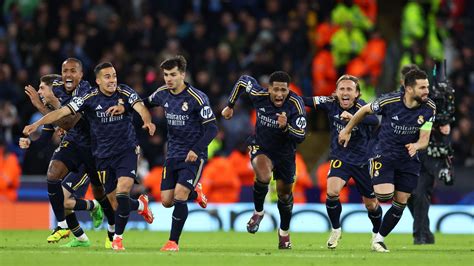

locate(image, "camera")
[[430, 60, 455, 125]]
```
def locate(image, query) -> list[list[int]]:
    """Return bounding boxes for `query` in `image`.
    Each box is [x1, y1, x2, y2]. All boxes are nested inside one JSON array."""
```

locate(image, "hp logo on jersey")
[[128, 93, 138, 104], [296, 117, 307, 129], [200, 106, 213, 119]]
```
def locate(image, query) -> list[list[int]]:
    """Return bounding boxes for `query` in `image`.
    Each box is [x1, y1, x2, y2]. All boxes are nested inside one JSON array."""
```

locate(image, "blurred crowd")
[[0, 0, 472, 202]]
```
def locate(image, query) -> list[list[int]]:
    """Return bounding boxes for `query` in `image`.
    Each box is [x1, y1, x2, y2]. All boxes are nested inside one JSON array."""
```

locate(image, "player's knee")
[[162, 199, 174, 208], [47, 162, 67, 181], [116, 179, 133, 193], [91, 185, 105, 199], [46, 169, 62, 181], [364, 200, 378, 211], [255, 173, 271, 184], [375, 192, 394, 203], [278, 193, 294, 205], [63, 198, 75, 209], [326, 189, 340, 198]]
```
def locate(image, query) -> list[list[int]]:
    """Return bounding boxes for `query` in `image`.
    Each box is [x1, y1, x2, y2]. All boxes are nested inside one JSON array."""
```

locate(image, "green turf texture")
[[0, 231, 472, 265]]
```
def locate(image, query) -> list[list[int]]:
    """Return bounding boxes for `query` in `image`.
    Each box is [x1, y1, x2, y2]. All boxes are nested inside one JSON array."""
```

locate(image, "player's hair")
[[336, 74, 360, 92], [400, 64, 420, 80], [404, 69, 428, 88], [160, 55, 187, 73], [40, 74, 61, 86], [269, 71, 291, 85], [333, 74, 361, 103], [63, 58, 83, 70], [94, 62, 114, 76]]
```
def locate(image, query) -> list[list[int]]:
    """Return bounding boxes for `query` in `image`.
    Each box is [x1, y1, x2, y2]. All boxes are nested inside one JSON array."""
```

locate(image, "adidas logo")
[[66, 182, 72, 187], [334, 114, 340, 119], [164, 102, 169, 108], [95, 104, 103, 110], [259, 107, 265, 112], [392, 115, 399, 121], [187, 179, 193, 184], [131, 170, 136, 175]]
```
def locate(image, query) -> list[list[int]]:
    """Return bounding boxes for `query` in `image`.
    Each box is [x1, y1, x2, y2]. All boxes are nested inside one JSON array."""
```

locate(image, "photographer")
[[406, 62, 455, 245]]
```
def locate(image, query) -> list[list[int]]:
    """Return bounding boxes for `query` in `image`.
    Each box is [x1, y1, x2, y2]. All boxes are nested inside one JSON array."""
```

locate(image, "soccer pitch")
[[0, 231, 472, 266]]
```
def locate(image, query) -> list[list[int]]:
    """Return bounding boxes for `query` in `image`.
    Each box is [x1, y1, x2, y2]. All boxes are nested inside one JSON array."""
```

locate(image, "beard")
[[414, 95, 427, 104]]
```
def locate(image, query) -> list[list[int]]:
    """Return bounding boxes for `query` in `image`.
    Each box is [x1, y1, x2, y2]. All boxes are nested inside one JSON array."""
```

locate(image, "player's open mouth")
[[341, 96, 350, 105], [65, 79, 73, 88]]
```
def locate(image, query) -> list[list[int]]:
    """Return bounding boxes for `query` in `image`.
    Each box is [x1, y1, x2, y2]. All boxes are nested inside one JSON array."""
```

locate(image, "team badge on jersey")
[[417, 115, 424, 124], [182, 101, 189, 111], [371, 101, 380, 112]]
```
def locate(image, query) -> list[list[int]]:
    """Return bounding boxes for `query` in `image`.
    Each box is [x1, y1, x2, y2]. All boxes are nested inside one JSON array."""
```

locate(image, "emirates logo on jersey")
[[182, 101, 189, 111], [417, 115, 424, 124]]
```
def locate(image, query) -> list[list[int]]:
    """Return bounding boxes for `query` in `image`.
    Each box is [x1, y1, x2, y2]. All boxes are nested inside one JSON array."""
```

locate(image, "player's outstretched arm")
[[23, 106, 72, 136], [19, 125, 56, 149], [338, 103, 373, 147], [133, 102, 156, 136], [24, 84, 79, 130], [342, 110, 379, 126]]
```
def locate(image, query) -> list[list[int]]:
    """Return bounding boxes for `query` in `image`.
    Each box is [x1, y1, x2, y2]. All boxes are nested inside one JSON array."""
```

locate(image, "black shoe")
[[425, 233, 435, 244], [246, 212, 264, 234], [414, 238, 427, 245]]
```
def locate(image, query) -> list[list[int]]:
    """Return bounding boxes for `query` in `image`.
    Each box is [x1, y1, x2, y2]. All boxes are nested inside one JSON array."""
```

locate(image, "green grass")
[[0, 231, 472, 266]]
